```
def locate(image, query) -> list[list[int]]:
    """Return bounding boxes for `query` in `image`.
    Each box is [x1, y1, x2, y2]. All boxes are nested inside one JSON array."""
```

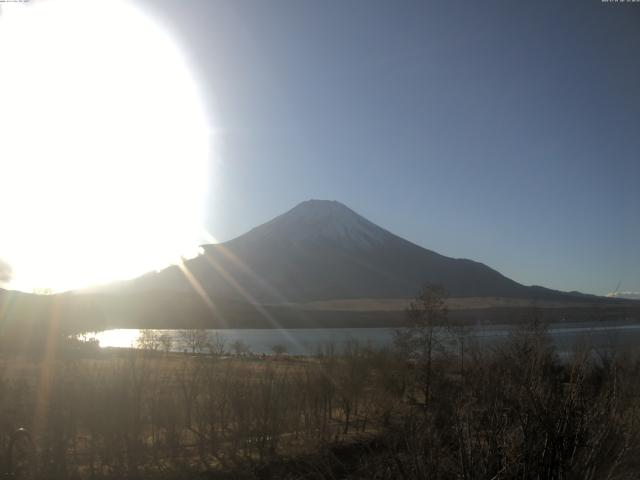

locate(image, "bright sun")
[[0, 0, 210, 292]]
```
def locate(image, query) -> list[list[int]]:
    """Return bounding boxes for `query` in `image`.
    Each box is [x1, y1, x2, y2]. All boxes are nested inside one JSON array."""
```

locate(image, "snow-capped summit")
[[244, 200, 394, 250], [185, 200, 543, 302]]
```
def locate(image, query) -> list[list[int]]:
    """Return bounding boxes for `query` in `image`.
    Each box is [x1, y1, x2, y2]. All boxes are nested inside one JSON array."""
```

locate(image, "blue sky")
[[140, 0, 639, 296]]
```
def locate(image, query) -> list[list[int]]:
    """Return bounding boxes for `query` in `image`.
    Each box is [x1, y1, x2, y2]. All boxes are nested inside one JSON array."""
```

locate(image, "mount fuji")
[[39, 199, 634, 328], [120, 200, 596, 305]]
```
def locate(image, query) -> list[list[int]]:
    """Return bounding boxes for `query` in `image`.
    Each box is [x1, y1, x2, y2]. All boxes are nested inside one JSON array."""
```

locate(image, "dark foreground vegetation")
[[0, 289, 640, 479]]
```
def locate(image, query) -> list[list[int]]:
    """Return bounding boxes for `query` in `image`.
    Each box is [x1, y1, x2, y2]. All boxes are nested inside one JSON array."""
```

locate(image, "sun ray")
[[201, 231, 303, 307], [177, 259, 227, 328], [201, 231, 314, 353], [33, 296, 61, 442]]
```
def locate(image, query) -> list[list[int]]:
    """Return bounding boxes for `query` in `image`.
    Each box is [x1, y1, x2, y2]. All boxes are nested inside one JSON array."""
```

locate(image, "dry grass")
[[1, 322, 640, 479], [278, 296, 616, 312]]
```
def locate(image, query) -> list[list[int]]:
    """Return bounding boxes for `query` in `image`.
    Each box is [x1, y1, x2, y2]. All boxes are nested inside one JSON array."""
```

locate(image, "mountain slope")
[[128, 200, 595, 304], [2, 201, 635, 333]]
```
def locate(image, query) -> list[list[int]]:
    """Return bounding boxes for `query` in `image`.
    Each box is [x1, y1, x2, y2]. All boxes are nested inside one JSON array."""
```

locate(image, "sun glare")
[[0, 0, 211, 292]]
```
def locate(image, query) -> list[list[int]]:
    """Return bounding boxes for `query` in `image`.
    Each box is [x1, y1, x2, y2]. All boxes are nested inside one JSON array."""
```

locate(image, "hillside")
[[3, 200, 635, 331], [124, 200, 607, 304]]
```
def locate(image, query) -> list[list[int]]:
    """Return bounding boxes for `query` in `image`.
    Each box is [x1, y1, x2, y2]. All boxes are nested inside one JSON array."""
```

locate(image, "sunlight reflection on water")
[[87, 329, 142, 348], [81, 322, 640, 356]]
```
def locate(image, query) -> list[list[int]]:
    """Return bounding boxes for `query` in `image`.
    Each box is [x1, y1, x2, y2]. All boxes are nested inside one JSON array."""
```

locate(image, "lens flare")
[[0, 0, 211, 292]]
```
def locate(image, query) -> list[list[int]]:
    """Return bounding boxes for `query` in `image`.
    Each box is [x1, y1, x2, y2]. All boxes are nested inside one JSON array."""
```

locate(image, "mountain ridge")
[[121, 200, 608, 304], [2, 200, 637, 331]]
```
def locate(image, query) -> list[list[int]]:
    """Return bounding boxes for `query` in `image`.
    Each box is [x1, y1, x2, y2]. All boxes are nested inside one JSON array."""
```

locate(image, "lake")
[[81, 321, 640, 356]]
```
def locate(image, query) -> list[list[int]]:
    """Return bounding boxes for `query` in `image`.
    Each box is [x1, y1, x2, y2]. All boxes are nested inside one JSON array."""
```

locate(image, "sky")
[[123, 1, 639, 295], [0, 0, 640, 294]]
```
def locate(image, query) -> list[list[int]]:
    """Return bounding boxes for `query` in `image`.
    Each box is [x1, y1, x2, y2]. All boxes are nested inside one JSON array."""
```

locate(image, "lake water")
[[81, 321, 640, 356]]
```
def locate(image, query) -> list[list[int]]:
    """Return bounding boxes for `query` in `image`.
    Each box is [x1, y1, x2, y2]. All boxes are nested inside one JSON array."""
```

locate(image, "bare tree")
[[394, 284, 448, 408], [137, 329, 161, 351], [179, 329, 209, 354], [270, 344, 288, 357], [446, 318, 472, 386], [159, 333, 173, 354], [231, 339, 251, 357], [207, 332, 227, 357]]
